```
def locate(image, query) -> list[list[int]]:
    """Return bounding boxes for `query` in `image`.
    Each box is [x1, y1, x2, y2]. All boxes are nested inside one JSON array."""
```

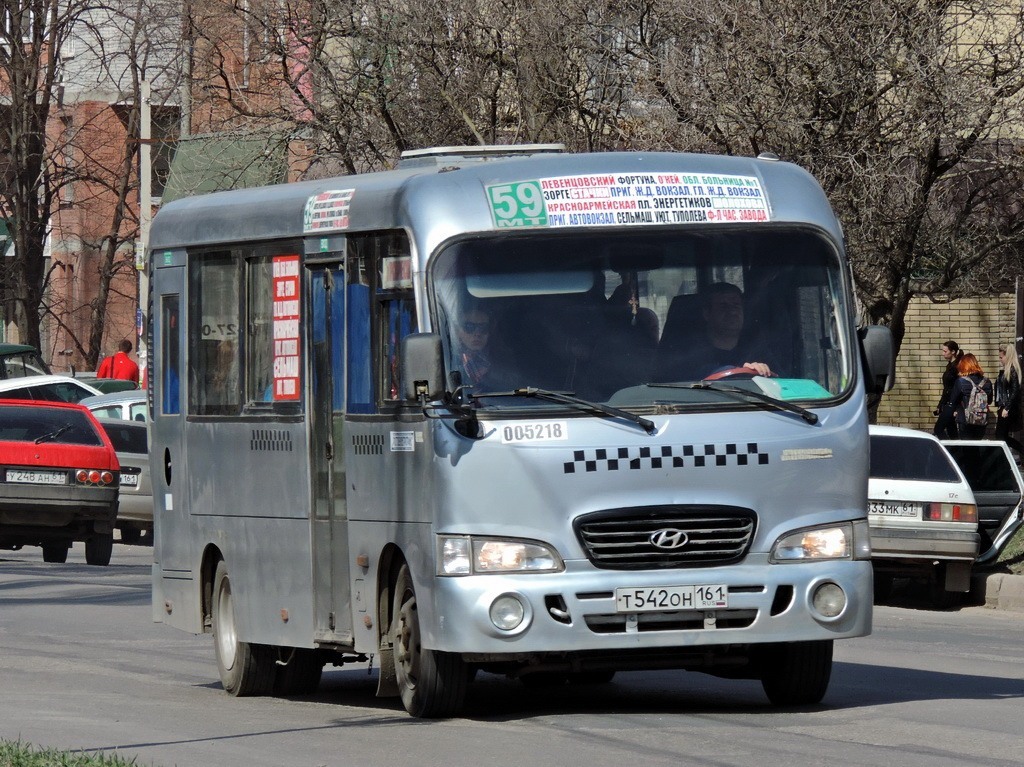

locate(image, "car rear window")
[[98, 422, 148, 454], [943, 444, 1018, 493], [870, 434, 961, 482], [0, 405, 103, 446]]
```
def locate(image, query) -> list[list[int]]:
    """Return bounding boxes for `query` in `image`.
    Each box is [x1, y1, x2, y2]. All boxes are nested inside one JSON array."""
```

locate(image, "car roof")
[[0, 397, 93, 412], [0, 373, 101, 393], [80, 390, 147, 407], [868, 424, 941, 442], [0, 343, 39, 355]]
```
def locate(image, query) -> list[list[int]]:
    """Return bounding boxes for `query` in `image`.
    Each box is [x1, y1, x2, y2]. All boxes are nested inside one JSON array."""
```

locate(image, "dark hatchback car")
[[0, 343, 49, 379], [0, 399, 120, 565]]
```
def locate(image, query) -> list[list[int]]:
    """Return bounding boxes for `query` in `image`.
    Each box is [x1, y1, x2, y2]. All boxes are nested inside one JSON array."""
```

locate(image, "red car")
[[0, 399, 120, 565]]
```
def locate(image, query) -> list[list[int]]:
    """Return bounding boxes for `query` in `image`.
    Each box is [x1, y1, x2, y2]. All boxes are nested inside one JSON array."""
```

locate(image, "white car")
[[96, 419, 152, 545], [868, 425, 979, 606], [80, 390, 148, 422], [0, 374, 101, 404]]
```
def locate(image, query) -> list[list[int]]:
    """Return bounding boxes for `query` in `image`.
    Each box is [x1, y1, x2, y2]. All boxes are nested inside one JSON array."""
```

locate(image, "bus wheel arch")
[[199, 544, 224, 633], [374, 544, 404, 698]]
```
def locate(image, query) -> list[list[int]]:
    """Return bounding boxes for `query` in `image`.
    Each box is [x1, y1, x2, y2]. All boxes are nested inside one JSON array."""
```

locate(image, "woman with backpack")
[[995, 344, 1024, 460], [948, 352, 993, 439], [933, 340, 964, 438]]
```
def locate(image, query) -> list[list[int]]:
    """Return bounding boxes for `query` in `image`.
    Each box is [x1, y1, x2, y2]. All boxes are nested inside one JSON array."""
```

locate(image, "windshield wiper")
[[34, 424, 73, 444], [645, 381, 819, 424], [475, 386, 657, 435]]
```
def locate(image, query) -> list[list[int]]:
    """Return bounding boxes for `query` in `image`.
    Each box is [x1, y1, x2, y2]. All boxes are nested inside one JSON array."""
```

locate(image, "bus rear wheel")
[[212, 560, 275, 696], [391, 564, 467, 718], [759, 640, 832, 706]]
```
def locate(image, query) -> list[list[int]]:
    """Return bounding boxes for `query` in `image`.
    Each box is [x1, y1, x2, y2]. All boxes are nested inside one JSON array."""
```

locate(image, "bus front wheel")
[[391, 563, 467, 718], [212, 560, 275, 696], [758, 640, 832, 706]]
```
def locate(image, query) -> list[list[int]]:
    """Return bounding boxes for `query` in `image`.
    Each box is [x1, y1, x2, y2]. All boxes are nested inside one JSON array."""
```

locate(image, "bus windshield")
[[430, 227, 853, 410]]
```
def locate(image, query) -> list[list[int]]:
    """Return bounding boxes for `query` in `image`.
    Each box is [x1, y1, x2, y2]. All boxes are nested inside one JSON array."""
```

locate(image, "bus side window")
[[189, 252, 241, 416], [346, 231, 416, 410]]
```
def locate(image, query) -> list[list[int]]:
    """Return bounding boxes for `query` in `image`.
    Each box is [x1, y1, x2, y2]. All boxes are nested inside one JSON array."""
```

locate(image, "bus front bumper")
[[423, 555, 872, 657]]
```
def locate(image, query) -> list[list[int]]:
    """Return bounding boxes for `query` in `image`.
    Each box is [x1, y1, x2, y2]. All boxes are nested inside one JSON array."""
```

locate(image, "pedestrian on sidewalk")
[[949, 352, 993, 440], [995, 343, 1024, 461], [97, 339, 140, 383], [933, 340, 963, 439]]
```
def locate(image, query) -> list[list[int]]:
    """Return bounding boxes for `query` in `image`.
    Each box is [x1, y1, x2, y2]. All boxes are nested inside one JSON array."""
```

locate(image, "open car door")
[[942, 440, 1024, 563]]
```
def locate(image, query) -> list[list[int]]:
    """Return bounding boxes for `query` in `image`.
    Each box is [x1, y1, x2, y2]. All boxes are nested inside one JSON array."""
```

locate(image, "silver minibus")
[[148, 146, 894, 716]]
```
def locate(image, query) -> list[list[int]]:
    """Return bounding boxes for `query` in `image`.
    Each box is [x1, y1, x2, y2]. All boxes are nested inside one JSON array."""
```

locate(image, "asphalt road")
[[1, 543, 1023, 767]]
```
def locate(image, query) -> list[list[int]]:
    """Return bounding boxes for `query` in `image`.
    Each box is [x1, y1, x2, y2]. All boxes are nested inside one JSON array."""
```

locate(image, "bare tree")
[[0, 0, 76, 349], [47, 0, 182, 368], [624, 0, 1024, 351], [184, 0, 1024, 356]]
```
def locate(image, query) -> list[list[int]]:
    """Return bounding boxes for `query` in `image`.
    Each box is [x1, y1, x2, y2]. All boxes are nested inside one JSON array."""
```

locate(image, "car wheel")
[[211, 560, 275, 696], [391, 563, 467, 717], [84, 532, 113, 566], [928, 580, 964, 609], [120, 526, 142, 545], [759, 640, 833, 706], [41, 542, 69, 563], [872, 573, 894, 603]]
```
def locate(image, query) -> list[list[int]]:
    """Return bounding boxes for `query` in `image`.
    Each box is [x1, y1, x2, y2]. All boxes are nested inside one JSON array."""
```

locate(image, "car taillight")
[[75, 469, 115, 486], [925, 502, 978, 523]]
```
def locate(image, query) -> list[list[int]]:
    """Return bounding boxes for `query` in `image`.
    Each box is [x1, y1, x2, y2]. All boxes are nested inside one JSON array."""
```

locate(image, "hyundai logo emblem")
[[649, 528, 689, 549]]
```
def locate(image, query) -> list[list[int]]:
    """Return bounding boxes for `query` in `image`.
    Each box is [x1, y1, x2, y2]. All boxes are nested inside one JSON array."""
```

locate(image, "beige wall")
[[876, 294, 1015, 431]]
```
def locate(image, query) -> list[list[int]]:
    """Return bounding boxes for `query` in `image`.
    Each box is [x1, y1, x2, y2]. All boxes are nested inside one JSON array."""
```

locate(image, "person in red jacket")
[[97, 339, 140, 383]]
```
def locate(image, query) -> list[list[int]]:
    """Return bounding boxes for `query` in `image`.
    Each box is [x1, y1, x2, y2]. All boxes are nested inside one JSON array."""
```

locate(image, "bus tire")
[[391, 564, 467, 718], [274, 649, 324, 696], [85, 532, 113, 566], [212, 560, 275, 696], [759, 640, 832, 706]]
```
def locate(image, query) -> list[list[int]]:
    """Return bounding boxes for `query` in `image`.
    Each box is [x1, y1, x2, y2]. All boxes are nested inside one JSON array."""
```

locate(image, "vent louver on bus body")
[[574, 506, 756, 570]]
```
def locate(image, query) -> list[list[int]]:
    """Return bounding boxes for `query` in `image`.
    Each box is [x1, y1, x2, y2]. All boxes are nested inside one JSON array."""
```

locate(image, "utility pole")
[[137, 80, 151, 381]]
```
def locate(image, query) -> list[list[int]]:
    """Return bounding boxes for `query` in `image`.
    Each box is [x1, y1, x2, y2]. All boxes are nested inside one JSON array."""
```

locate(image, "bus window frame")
[[185, 240, 305, 420]]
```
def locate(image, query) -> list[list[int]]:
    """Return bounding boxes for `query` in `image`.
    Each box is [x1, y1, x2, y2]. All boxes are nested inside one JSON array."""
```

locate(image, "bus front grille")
[[574, 505, 756, 569]]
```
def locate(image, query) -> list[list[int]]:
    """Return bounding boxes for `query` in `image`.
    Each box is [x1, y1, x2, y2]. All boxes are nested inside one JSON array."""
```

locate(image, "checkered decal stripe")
[[563, 443, 768, 473]]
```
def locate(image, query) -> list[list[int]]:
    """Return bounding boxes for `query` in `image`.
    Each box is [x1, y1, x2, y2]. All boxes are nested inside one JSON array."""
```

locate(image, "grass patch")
[[0, 741, 146, 767], [995, 524, 1024, 575]]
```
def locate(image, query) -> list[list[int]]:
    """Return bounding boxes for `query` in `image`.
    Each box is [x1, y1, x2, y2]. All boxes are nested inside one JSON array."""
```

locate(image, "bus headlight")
[[771, 523, 853, 562], [438, 536, 564, 575]]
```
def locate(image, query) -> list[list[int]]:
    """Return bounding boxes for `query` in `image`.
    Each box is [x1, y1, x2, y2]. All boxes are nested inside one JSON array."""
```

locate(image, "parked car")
[[0, 374, 101, 403], [941, 439, 1024, 566], [95, 418, 152, 544], [0, 399, 120, 565], [0, 343, 50, 379], [81, 390, 148, 422], [69, 372, 140, 394], [868, 425, 979, 606]]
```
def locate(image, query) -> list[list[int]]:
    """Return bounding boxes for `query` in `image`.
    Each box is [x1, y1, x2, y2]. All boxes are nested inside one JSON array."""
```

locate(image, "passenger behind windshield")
[[655, 282, 775, 382]]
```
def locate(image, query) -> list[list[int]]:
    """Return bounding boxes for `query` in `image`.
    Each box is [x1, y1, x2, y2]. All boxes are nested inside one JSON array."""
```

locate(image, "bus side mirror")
[[401, 333, 445, 402], [859, 325, 895, 394]]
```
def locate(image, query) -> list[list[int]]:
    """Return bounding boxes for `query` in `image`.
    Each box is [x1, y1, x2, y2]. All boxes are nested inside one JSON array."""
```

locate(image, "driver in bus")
[[453, 303, 493, 387], [655, 282, 774, 381]]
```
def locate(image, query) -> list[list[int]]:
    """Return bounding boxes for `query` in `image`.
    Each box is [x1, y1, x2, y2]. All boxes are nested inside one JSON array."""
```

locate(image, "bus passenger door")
[[150, 259, 194, 628], [308, 262, 351, 642]]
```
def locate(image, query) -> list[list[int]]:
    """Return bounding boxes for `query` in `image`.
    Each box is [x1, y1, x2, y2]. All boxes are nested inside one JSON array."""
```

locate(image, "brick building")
[[876, 294, 1016, 432]]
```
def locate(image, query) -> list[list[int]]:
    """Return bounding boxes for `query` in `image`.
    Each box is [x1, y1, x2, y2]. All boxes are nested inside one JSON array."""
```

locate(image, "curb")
[[971, 572, 1024, 613]]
